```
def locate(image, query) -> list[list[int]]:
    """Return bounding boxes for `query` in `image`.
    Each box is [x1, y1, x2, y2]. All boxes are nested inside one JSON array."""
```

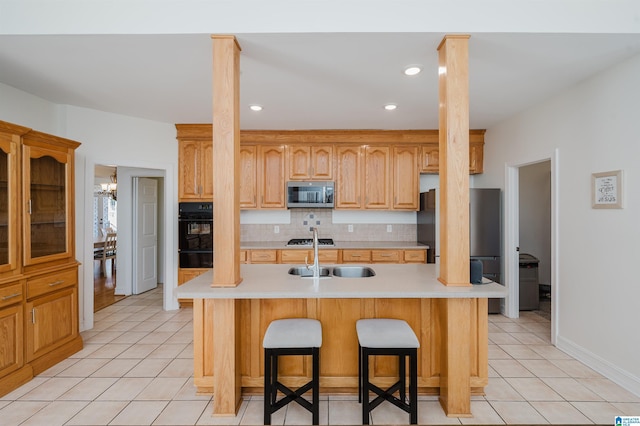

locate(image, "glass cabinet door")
[[23, 145, 72, 265], [0, 135, 17, 273]]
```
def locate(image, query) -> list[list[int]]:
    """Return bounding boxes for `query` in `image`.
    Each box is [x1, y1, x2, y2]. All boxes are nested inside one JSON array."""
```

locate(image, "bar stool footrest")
[[273, 380, 314, 412]]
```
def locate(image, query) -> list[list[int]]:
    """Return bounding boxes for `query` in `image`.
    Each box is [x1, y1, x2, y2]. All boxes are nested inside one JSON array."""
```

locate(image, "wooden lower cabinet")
[[191, 297, 488, 395], [26, 287, 77, 362], [340, 249, 372, 263], [178, 268, 210, 307], [243, 248, 426, 265], [249, 250, 278, 264], [0, 303, 24, 379], [404, 249, 427, 263], [371, 249, 401, 263], [23, 265, 81, 373], [280, 249, 339, 264]]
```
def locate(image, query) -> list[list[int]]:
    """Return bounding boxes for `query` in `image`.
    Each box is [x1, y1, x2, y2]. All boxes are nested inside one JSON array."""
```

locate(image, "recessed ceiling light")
[[384, 104, 397, 111], [404, 66, 422, 76], [249, 105, 263, 111]]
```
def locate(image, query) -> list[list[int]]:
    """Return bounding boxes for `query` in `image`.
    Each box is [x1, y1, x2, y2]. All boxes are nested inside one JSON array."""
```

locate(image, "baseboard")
[[556, 335, 640, 397]]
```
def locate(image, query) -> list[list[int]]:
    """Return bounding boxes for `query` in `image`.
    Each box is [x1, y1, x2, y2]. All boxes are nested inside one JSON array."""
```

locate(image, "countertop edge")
[[176, 264, 507, 300]]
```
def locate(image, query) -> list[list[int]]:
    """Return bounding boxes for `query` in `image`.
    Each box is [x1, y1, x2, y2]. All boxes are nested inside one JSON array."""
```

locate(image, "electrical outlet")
[[274, 225, 280, 234], [348, 224, 353, 232], [387, 224, 392, 233]]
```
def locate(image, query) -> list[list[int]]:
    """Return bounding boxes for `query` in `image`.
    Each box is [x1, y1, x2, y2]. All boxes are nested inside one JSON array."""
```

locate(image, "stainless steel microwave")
[[286, 181, 334, 208]]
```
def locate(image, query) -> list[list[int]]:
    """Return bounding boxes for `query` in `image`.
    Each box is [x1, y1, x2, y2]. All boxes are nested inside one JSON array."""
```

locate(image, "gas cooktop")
[[286, 238, 335, 247]]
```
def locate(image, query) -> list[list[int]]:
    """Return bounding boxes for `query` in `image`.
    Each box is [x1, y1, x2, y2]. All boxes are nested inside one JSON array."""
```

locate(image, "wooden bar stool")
[[357, 318, 419, 425], [263, 318, 322, 425]]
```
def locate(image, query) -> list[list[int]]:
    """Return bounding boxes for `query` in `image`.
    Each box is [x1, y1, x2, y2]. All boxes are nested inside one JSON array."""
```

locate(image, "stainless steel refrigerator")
[[417, 188, 503, 313]]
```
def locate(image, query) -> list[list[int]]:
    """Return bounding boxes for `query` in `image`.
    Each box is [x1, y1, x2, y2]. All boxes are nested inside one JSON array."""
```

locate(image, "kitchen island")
[[177, 263, 507, 416]]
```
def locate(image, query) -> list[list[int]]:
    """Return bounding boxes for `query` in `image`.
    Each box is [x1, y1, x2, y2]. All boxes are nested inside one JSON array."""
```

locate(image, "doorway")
[[504, 150, 558, 344], [519, 161, 551, 319], [93, 164, 125, 311], [85, 164, 169, 312], [133, 177, 159, 294]]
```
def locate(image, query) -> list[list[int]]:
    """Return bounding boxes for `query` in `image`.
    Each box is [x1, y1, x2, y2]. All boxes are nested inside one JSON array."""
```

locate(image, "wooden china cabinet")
[[0, 120, 82, 397]]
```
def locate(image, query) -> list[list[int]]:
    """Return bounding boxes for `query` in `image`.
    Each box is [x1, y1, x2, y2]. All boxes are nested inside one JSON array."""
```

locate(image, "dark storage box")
[[519, 253, 539, 310]]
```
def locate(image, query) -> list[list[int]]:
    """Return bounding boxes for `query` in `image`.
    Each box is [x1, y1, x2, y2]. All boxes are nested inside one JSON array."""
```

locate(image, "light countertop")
[[241, 241, 429, 250], [176, 263, 507, 299]]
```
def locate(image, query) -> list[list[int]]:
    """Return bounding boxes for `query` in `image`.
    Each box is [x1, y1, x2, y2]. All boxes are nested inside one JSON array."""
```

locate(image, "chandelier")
[[97, 172, 117, 200]]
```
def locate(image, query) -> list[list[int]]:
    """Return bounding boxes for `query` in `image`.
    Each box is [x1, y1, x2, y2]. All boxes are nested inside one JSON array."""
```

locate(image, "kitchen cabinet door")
[[363, 146, 390, 209], [335, 146, 362, 209], [288, 145, 311, 180], [342, 249, 371, 263], [0, 301, 23, 379], [288, 145, 333, 181], [280, 249, 310, 264], [248, 249, 278, 264], [25, 286, 78, 362], [371, 249, 401, 263], [420, 145, 439, 173], [239, 145, 258, 208], [0, 133, 18, 277], [178, 140, 213, 201], [22, 141, 75, 265], [403, 249, 427, 263], [392, 146, 419, 210], [258, 145, 285, 209], [310, 145, 333, 180]]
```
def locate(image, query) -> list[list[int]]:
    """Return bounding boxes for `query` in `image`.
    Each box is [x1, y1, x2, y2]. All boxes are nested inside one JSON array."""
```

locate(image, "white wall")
[[476, 53, 640, 395], [0, 83, 62, 133]]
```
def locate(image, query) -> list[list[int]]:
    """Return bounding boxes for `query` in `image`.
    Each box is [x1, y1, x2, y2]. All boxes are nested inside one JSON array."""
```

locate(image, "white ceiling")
[[1, 32, 640, 130]]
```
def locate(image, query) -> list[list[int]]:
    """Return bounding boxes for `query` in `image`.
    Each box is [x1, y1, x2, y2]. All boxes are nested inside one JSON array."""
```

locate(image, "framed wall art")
[[592, 170, 623, 209]]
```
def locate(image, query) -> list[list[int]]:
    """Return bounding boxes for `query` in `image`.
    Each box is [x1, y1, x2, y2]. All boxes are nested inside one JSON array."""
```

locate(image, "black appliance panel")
[[179, 202, 213, 268], [179, 251, 213, 268]]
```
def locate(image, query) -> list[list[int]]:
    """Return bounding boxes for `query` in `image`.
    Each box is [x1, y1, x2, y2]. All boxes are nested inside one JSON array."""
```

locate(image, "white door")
[[133, 177, 158, 294]]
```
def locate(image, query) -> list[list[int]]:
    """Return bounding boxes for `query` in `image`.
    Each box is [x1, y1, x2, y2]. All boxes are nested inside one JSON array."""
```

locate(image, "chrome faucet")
[[306, 227, 320, 279]]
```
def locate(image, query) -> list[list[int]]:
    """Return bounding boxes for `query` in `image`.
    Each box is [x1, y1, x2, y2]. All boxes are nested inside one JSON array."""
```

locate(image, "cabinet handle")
[[351, 254, 361, 257], [1, 292, 21, 301], [28, 199, 32, 214], [380, 254, 392, 257], [31, 308, 36, 324], [49, 280, 65, 287]]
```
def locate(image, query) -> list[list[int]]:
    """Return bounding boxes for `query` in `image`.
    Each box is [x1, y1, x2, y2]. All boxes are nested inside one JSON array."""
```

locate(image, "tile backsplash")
[[240, 209, 416, 242]]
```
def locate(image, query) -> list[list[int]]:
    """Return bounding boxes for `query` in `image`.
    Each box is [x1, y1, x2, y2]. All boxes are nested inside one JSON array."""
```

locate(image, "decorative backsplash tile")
[[240, 210, 416, 242]]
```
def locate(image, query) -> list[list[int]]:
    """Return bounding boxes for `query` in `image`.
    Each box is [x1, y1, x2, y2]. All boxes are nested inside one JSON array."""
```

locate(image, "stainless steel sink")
[[287, 266, 331, 278], [331, 266, 376, 278]]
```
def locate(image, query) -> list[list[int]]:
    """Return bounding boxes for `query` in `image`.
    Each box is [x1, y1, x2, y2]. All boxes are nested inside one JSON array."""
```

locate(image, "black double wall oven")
[[178, 202, 213, 268]]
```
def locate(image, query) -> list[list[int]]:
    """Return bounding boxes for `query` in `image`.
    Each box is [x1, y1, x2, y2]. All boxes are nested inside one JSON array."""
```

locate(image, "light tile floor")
[[2, 287, 639, 425]]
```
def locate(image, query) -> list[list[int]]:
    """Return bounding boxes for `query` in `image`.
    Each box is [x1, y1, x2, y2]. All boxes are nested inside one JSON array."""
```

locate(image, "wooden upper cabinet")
[[420, 140, 484, 174], [420, 145, 440, 173], [288, 145, 333, 180], [0, 129, 19, 276], [239, 145, 258, 209], [21, 132, 78, 267], [288, 145, 310, 180], [363, 146, 390, 209], [392, 146, 419, 210], [258, 145, 286, 209], [178, 139, 213, 201], [469, 141, 484, 174], [335, 146, 362, 209]]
